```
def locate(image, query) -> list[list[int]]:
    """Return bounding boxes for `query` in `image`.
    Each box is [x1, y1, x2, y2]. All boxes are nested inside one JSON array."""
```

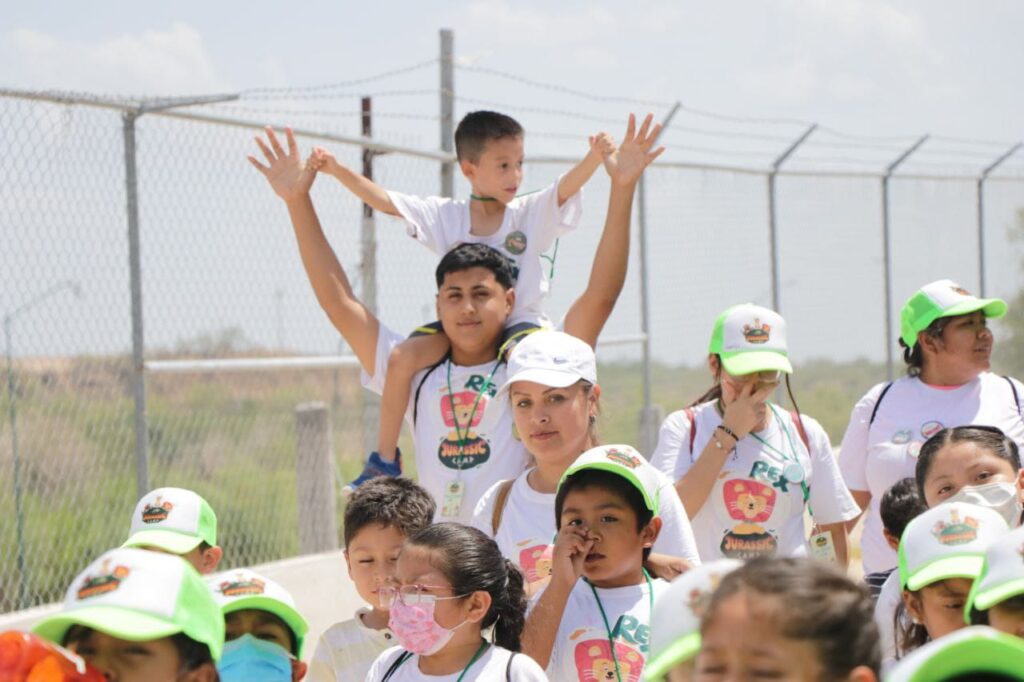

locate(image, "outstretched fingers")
[[246, 155, 270, 175], [265, 126, 286, 159], [285, 127, 299, 158], [254, 135, 276, 165], [636, 113, 654, 142], [622, 113, 637, 145]]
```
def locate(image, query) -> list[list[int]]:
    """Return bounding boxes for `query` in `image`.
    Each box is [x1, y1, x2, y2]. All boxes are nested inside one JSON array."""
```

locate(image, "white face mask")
[[945, 482, 1023, 527]]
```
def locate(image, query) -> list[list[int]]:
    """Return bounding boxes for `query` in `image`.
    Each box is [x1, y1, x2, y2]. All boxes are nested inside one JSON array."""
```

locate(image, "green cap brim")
[[906, 555, 984, 591], [902, 298, 1007, 349], [894, 630, 1024, 681], [642, 633, 700, 681], [34, 605, 184, 648], [719, 350, 792, 377], [223, 597, 309, 658], [971, 577, 1024, 612], [560, 463, 658, 514], [122, 529, 203, 555]]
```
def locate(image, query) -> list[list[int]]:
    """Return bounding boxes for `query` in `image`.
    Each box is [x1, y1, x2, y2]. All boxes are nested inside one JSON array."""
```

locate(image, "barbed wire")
[[238, 89, 438, 102], [201, 104, 440, 122], [241, 59, 440, 98]]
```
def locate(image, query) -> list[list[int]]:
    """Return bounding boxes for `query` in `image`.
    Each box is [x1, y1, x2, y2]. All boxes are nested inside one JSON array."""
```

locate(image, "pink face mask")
[[388, 598, 468, 656]]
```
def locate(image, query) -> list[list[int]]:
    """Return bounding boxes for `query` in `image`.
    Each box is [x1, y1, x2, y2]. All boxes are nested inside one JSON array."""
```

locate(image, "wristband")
[[716, 424, 739, 442]]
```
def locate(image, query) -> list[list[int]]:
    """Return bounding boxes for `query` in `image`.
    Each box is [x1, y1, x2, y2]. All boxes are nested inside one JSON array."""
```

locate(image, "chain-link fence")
[[2, 86, 1024, 613]]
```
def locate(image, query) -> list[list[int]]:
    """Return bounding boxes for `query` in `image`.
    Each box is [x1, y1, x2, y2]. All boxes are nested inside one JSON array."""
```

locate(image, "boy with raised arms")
[[249, 113, 664, 523]]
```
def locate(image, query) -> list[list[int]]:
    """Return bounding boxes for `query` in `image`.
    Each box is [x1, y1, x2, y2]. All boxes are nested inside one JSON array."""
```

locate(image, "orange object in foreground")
[[0, 630, 105, 681]]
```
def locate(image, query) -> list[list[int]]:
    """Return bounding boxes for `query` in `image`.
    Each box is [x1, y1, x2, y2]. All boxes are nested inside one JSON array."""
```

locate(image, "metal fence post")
[[977, 143, 1022, 297], [881, 135, 929, 380], [637, 104, 680, 456], [767, 125, 817, 314], [295, 402, 338, 553], [439, 29, 455, 198], [360, 97, 380, 457], [123, 110, 150, 500]]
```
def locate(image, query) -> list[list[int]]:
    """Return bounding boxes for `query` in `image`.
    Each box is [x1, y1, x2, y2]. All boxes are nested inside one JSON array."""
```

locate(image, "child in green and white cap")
[[967, 524, 1024, 638], [208, 568, 310, 681], [123, 486, 223, 575], [887, 625, 1024, 681], [642, 559, 741, 681], [34, 547, 224, 682], [895, 501, 1009, 660]]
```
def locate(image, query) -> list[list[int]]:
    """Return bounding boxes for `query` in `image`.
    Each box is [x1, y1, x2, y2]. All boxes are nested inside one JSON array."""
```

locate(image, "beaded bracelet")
[[715, 424, 739, 442]]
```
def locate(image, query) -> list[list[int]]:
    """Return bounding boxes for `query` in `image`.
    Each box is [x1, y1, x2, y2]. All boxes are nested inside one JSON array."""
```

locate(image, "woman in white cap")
[[650, 303, 859, 564], [891, 502, 1009, 661], [839, 279, 1024, 577], [471, 330, 699, 592]]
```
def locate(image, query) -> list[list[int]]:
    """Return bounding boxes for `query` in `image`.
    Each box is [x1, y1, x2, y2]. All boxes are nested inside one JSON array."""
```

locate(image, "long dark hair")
[[408, 523, 527, 651], [894, 597, 929, 659]]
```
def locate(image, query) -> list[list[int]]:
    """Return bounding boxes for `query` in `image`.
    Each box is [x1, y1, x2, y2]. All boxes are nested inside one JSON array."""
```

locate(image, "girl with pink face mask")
[[364, 523, 548, 681]]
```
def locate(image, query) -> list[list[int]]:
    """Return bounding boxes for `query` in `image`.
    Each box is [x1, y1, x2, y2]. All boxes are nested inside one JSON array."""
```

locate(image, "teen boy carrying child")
[[522, 444, 670, 681], [249, 113, 663, 523], [208, 568, 309, 681], [308, 477, 436, 681], [308, 111, 615, 490], [122, 486, 223, 575]]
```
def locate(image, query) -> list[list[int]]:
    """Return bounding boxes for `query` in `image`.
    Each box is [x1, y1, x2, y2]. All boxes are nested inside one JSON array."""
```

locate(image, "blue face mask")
[[218, 633, 294, 682]]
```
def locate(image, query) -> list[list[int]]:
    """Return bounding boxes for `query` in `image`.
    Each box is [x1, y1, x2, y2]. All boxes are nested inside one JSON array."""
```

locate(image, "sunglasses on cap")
[[723, 370, 783, 385]]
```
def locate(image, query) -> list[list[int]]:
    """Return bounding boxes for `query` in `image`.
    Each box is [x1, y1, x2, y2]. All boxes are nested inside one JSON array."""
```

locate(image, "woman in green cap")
[[650, 303, 859, 564], [838, 279, 1024, 577]]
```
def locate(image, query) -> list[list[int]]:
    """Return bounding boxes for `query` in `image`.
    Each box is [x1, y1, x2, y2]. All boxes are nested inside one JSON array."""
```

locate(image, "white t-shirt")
[[364, 644, 548, 682], [873, 570, 905, 674], [362, 324, 530, 523], [650, 402, 860, 561], [470, 468, 701, 592], [534, 576, 668, 682], [838, 372, 1024, 573], [388, 177, 582, 326], [308, 608, 397, 682]]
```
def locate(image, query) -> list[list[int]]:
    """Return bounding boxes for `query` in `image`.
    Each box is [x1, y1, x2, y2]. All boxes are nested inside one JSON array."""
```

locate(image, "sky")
[[2, 1, 1024, 367]]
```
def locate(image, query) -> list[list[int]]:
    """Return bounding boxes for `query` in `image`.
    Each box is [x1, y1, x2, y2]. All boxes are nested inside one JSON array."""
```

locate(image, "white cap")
[[708, 304, 793, 376], [494, 331, 597, 400], [123, 487, 218, 554], [644, 560, 743, 680], [898, 502, 1009, 591], [207, 568, 309, 657], [560, 445, 661, 514], [967, 524, 1024, 613]]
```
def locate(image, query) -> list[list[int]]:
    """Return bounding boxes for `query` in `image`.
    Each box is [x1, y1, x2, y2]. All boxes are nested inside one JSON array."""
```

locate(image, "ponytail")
[[894, 598, 929, 659], [406, 524, 529, 651], [489, 559, 527, 651], [690, 354, 723, 408]]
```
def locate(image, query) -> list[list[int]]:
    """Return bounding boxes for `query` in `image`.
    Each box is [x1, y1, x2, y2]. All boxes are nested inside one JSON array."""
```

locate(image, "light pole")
[[4, 279, 82, 609]]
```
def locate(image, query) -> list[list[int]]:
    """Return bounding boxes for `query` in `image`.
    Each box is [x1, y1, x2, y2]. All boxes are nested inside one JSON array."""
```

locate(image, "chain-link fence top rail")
[[2, 83, 1024, 614]]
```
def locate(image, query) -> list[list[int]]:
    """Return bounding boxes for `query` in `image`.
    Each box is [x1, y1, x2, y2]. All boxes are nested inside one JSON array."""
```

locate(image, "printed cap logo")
[[604, 447, 642, 469], [686, 573, 723, 620], [141, 496, 174, 524], [77, 559, 130, 600], [951, 284, 972, 296], [931, 509, 980, 546], [218, 573, 266, 597], [742, 319, 771, 345]]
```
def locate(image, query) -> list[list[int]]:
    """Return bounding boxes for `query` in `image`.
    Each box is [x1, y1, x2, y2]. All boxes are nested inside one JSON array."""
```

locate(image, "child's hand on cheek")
[[552, 524, 595, 588]]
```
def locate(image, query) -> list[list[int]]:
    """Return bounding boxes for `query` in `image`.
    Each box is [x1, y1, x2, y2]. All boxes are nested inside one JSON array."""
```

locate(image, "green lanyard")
[[445, 359, 502, 472], [747, 404, 809, 503], [586, 570, 654, 682], [389, 641, 489, 681]]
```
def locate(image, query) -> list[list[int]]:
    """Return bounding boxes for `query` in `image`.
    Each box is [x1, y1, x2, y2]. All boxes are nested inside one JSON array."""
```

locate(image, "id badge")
[[808, 531, 837, 562], [442, 480, 465, 518]]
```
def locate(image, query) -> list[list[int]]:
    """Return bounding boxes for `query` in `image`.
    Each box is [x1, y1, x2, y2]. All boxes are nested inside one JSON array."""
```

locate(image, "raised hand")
[[721, 381, 776, 440], [588, 132, 617, 158], [247, 127, 317, 203], [551, 523, 595, 587], [602, 113, 665, 186]]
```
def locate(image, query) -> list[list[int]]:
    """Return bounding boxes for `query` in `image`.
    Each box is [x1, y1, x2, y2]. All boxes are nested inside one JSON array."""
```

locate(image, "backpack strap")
[[789, 410, 811, 451], [412, 353, 451, 426], [1005, 375, 1022, 418], [491, 478, 516, 535], [868, 381, 894, 426], [685, 407, 697, 456], [381, 650, 414, 682], [505, 651, 517, 680]]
